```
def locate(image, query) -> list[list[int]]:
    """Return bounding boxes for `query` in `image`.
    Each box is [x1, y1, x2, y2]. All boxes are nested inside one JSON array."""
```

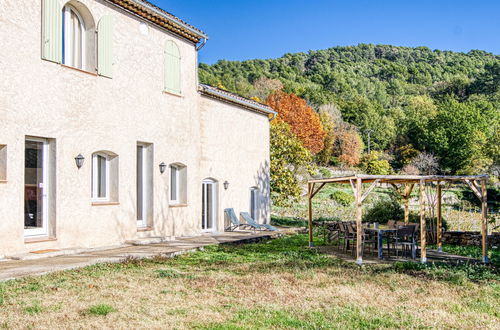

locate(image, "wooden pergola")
[[307, 174, 490, 265]]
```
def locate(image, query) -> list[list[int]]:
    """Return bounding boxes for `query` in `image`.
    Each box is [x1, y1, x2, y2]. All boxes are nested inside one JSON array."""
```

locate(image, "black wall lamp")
[[159, 162, 167, 174], [75, 154, 85, 169]]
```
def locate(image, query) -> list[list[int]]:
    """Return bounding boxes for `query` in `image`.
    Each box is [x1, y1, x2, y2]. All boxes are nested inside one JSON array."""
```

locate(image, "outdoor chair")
[[224, 208, 256, 232], [240, 212, 278, 231], [337, 222, 348, 250], [391, 225, 417, 259], [344, 223, 377, 256]]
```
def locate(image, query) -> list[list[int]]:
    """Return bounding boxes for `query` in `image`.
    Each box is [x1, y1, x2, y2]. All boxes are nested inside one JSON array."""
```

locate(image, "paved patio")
[[0, 231, 282, 281]]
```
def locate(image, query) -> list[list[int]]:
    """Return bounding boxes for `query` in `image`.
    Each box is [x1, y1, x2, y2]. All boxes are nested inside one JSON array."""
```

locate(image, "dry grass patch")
[[0, 235, 498, 329]]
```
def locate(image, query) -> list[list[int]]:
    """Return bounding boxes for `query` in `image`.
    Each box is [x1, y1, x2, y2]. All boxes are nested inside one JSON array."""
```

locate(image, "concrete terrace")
[[0, 231, 282, 281]]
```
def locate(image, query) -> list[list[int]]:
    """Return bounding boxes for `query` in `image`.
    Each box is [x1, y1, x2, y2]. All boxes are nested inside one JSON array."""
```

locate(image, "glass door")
[[202, 180, 216, 232], [24, 138, 49, 237], [136, 145, 146, 227], [250, 187, 259, 222]]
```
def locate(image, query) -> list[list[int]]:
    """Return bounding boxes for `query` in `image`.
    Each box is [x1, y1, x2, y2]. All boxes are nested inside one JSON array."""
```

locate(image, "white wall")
[[0, 0, 271, 257]]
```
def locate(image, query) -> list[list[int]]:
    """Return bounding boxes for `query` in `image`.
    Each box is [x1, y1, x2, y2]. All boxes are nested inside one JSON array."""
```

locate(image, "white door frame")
[[24, 137, 49, 237], [136, 144, 147, 227], [202, 179, 217, 232]]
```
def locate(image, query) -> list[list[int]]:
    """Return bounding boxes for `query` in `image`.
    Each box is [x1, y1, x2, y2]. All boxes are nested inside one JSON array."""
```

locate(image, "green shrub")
[[329, 190, 355, 206], [319, 167, 332, 178], [86, 304, 116, 316], [363, 199, 404, 224], [360, 152, 393, 175]]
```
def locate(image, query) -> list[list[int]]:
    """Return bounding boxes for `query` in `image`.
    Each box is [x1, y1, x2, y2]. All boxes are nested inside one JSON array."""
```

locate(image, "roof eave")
[[104, 0, 208, 44], [198, 84, 277, 117]]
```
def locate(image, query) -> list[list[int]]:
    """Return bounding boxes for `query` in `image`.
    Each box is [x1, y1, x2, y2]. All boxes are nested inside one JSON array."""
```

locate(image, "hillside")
[[199, 44, 500, 175]]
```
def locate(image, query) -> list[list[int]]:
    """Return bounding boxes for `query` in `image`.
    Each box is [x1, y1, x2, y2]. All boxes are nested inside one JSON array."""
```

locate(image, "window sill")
[[24, 236, 57, 244], [163, 90, 183, 98], [60, 64, 98, 77], [137, 226, 153, 232], [169, 203, 188, 208], [92, 201, 120, 206]]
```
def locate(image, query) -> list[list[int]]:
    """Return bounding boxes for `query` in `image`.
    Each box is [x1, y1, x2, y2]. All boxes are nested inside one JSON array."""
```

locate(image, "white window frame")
[[24, 137, 50, 237], [62, 4, 86, 70], [169, 165, 180, 204], [92, 153, 110, 202]]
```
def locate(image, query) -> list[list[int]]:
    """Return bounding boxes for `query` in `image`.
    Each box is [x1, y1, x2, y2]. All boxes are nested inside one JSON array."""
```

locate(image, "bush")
[[360, 151, 393, 175], [363, 199, 404, 224], [329, 190, 355, 206], [319, 167, 332, 178]]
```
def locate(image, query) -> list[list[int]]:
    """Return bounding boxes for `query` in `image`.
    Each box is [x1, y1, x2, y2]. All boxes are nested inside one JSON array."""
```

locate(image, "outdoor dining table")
[[364, 225, 397, 260]]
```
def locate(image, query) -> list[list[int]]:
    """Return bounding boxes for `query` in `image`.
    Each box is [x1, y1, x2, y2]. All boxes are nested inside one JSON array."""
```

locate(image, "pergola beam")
[[361, 179, 380, 203]]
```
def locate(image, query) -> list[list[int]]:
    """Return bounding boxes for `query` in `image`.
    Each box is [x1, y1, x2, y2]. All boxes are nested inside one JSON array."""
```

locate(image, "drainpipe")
[[196, 38, 208, 51]]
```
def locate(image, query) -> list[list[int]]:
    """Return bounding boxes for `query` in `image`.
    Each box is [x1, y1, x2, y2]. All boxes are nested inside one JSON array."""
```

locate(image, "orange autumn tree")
[[267, 91, 325, 154]]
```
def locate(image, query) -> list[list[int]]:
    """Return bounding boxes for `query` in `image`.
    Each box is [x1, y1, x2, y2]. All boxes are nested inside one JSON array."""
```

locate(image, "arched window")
[[169, 163, 187, 205], [62, 4, 86, 70], [164, 40, 181, 94]]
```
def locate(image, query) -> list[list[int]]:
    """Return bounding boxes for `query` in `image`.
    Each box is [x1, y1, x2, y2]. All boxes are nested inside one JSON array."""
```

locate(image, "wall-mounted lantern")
[[223, 181, 229, 190], [75, 154, 85, 169], [159, 162, 167, 174]]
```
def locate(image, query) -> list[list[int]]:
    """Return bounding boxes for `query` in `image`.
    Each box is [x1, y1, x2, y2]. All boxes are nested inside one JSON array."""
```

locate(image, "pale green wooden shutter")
[[98, 16, 114, 78], [164, 41, 181, 94], [41, 0, 62, 63]]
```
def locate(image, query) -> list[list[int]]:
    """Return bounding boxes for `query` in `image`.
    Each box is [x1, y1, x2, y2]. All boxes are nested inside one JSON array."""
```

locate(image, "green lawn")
[[0, 235, 499, 329]]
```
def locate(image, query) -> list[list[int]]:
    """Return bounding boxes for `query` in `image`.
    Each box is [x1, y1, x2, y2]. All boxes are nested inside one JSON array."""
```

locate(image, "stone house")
[[0, 0, 274, 258]]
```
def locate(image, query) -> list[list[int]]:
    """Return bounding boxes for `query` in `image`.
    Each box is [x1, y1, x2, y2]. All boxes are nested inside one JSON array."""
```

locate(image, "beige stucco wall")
[[0, 0, 270, 258]]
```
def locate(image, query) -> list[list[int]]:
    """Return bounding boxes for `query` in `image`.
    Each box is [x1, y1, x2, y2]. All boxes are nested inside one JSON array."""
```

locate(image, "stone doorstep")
[[5, 244, 129, 261], [125, 236, 175, 246]]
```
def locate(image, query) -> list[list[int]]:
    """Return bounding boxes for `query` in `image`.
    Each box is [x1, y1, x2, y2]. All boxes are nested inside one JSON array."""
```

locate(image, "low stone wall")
[[442, 231, 500, 247]]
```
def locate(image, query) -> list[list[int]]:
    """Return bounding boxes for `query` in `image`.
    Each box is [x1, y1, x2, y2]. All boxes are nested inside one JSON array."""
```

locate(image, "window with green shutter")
[[164, 40, 181, 94], [98, 16, 114, 78], [41, 0, 62, 63]]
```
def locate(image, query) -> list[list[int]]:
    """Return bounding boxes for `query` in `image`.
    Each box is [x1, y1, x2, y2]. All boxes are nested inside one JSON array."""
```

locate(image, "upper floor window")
[[164, 40, 181, 94], [41, 0, 113, 77], [62, 5, 86, 70]]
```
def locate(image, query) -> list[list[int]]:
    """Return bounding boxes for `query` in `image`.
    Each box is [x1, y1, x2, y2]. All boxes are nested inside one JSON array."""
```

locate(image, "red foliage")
[[267, 91, 325, 154]]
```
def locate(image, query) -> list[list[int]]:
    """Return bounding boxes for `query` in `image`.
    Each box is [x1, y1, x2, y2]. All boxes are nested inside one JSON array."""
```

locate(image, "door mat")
[[30, 249, 60, 254]]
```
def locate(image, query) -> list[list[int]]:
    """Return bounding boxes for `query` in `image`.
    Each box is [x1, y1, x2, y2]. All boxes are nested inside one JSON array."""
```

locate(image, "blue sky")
[[149, 0, 500, 64]]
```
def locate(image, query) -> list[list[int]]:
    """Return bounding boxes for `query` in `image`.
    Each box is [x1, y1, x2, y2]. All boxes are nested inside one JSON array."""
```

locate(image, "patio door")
[[201, 179, 217, 232], [136, 145, 146, 227], [24, 138, 49, 237]]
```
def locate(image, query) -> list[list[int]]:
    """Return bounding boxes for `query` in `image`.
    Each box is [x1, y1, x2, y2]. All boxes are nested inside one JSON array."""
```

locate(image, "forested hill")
[[199, 44, 500, 175]]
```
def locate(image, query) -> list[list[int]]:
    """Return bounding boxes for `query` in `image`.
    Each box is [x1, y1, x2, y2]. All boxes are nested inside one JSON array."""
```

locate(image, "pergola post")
[[481, 179, 489, 264], [437, 183, 442, 252], [308, 182, 314, 248], [404, 184, 410, 224], [419, 179, 427, 263], [355, 177, 363, 265]]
